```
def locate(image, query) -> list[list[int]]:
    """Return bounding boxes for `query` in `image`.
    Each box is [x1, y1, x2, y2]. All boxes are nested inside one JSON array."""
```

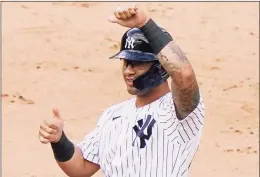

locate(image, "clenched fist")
[[38, 107, 64, 144], [108, 4, 150, 28]]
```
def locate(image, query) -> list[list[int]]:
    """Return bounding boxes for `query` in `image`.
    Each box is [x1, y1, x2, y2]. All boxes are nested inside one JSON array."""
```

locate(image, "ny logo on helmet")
[[125, 36, 135, 49]]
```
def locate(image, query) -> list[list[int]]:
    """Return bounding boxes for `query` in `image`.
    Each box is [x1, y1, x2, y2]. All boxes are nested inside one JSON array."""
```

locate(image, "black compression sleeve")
[[139, 18, 173, 54], [50, 131, 75, 162]]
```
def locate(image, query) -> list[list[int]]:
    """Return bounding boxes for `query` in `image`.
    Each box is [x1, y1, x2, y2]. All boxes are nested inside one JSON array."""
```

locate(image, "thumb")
[[52, 106, 61, 120]]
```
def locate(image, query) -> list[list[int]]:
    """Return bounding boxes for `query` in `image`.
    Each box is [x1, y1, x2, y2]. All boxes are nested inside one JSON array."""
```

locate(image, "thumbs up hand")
[[38, 107, 64, 144]]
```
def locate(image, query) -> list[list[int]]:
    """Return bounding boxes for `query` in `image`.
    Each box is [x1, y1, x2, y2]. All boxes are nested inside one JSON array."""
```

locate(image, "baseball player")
[[38, 4, 205, 177]]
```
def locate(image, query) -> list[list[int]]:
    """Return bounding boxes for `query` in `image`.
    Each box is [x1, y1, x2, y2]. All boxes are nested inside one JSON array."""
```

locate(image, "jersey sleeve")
[[76, 109, 109, 165], [177, 96, 205, 144]]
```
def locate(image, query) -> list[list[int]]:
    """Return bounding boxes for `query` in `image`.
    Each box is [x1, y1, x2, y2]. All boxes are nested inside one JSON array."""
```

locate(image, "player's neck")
[[135, 82, 170, 108]]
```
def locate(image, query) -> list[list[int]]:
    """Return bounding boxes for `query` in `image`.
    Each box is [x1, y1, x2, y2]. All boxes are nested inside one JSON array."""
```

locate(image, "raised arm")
[[157, 41, 200, 120], [139, 19, 200, 120], [108, 5, 201, 120]]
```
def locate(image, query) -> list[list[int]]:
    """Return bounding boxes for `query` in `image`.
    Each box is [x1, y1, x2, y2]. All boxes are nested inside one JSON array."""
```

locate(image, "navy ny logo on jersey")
[[132, 115, 156, 149]]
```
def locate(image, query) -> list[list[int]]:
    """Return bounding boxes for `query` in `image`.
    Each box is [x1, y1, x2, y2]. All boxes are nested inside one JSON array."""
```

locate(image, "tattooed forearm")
[[171, 70, 200, 120], [158, 41, 200, 120], [158, 41, 189, 73]]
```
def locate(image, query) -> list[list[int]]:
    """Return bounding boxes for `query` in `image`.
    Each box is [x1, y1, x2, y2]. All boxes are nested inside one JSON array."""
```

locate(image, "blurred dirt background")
[[2, 2, 259, 177]]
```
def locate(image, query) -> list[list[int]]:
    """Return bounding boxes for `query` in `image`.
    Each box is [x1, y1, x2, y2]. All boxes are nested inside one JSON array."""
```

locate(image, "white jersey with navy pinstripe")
[[77, 92, 205, 177]]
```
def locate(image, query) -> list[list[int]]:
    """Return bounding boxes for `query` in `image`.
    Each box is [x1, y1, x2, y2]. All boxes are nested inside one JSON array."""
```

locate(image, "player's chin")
[[126, 86, 139, 95], [126, 86, 149, 96]]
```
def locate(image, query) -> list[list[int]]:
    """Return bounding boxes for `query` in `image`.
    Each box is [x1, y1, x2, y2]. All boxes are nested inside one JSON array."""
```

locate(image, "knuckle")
[[53, 129, 58, 134], [44, 133, 51, 139], [41, 124, 47, 130], [45, 128, 51, 134], [45, 135, 50, 139], [41, 122, 47, 128], [49, 128, 55, 134], [39, 125, 43, 130], [49, 128, 55, 132], [39, 136, 45, 143], [39, 129, 43, 135], [44, 125, 52, 131], [40, 130, 49, 138]]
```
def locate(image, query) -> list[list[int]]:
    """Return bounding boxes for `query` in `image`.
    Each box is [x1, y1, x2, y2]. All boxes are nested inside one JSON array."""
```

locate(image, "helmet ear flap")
[[132, 62, 169, 91], [153, 62, 170, 80]]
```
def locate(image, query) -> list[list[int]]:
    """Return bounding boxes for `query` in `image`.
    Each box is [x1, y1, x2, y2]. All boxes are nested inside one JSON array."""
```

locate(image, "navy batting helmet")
[[109, 27, 170, 91]]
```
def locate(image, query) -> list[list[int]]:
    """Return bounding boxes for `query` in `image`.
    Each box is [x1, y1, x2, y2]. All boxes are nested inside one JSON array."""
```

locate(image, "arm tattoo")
[[158, 41, 200, 120]]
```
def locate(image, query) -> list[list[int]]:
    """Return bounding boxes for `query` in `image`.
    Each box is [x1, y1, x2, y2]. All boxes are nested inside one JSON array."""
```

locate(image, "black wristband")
[[139, 18, 173, 54], [51, 131, 75, 162]]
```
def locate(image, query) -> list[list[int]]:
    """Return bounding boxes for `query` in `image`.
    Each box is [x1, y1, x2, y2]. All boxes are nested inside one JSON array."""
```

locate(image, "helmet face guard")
[[133, 62, 169, 91], [109, 27, 170, 91]]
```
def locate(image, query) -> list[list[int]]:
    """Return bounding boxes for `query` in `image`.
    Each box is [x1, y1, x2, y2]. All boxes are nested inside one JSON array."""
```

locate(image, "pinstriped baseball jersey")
[[77, 92, 205, 177]]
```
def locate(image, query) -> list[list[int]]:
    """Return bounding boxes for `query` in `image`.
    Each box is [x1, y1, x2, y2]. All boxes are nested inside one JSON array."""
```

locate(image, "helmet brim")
[[109, 50, 158, 62]]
